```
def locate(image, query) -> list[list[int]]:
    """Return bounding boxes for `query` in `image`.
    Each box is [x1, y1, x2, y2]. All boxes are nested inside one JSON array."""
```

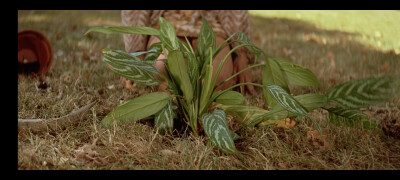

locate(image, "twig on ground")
[[18, 100, 97, 133]]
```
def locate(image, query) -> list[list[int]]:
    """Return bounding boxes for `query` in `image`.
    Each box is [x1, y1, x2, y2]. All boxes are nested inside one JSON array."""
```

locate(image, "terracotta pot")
[[18, 30, 53, 75]]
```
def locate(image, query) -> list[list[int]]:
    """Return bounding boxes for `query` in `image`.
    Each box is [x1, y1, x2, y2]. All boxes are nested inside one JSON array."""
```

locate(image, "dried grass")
[[18, 10, 400, 170]]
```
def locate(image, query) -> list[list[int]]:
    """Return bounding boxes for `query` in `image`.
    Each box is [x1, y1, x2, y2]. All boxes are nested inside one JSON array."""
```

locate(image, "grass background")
[[18, 10, 400, 170]]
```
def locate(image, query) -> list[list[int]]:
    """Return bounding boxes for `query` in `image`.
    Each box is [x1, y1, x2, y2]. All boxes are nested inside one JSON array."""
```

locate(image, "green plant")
[[85, 17, 400, 154]]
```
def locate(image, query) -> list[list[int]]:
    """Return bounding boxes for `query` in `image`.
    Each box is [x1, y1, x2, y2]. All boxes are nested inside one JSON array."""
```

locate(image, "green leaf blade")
[[218, 94, 327, 127], [275, 59, 319, 87], [101, 92, 171, 128], [143, 42, 163, 64], [327, 107, 377, 129], [102, 49, 160, 86], [263, 58, 290, 108], [327, 76, 400, 109], [215, 104, 269, 124], [159, 17, 180, 52], [215, 91, 245, 105], [201, 109, 238, 154], [85, 26, 160, 36], [196, 17, 216, 69], [265, 84, 309, 118], [154, 100, 175, 135], [235, 32, 262, 60], [199, 64, 214, 114], [185, 51, 198, 89], [167, 50, 194, 103]]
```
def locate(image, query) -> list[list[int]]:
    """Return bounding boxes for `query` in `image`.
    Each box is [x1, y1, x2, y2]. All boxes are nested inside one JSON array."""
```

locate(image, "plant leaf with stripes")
[[327, 107, 377, 129], [129, 47, 158, 58], [143, 42, 163, 65], [85, 26, 160, 36], [184, 51, 198, 89], [159, 17, 180, 52], [264, 86, 322, 133], [102, 49, 160, 86], [270, 93, 328, 116], [154, 100, 175, 135], [218, 94, 327, 127], [215, 104, 269, 124], [101, 92, 171, 128], [264, 84, 310, 118], [275, 59, 319, 87], [327, 76, 400, 109], [196, 17, 216, 69], [263, 58, 290, 108], [215, 91, 245, 105], [201, 109, 238, 154], [261, 93, 327, 124], [234, 32, 262, 61]]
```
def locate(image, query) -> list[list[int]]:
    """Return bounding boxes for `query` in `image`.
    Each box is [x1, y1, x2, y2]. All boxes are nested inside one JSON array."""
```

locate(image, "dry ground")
[[18, 10, 400, 170]]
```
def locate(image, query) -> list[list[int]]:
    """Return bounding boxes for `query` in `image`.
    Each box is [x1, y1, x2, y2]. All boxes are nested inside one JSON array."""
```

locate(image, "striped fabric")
[[121, 10, 253, 60]]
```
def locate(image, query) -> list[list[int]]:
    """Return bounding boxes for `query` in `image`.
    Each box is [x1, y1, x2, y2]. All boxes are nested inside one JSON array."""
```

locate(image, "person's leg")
[[127, 35, 234, 92], [191, 36, 234, 92], [120, 36, 168, 91], [234, 52, 255, 94], [147, 36, 169, 92]]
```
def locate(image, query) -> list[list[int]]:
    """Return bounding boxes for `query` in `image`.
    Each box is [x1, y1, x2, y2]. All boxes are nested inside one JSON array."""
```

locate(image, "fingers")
[[120, 77, 134, 90], [235, 52, 255, 95], [245, 73, 255, 95]]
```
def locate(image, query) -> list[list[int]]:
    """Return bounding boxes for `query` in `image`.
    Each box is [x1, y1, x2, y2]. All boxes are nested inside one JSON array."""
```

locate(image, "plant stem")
[[214, 63, 265, 89], [212, 44, 248, 90], [212, 82, 264, 101]]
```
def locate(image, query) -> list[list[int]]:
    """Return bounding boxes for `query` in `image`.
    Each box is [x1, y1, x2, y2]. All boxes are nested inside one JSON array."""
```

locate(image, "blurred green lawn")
[[250, 10, 400, 54]]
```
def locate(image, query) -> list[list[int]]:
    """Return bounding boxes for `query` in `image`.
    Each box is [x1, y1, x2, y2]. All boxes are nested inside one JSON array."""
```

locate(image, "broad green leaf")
[[218, 94, 327, 127], [215, 91, 245, 105], [129, 48, 158, 58], [270, 57, 292, 63], [143, 42, 163, 65], [327, 107, 377, 129], [275, 59, 319, 87], [254, 93, 328, 126], [163, 64, 180, 95], [263, 58, 290, 108], [184, 51, 198, 89], [167, 50, 193, 103], [264, 84, 310, 118], [85, 26, 159, 36], [102, 49, 160, 86], [201, 109, 238, 154], [101, 92, 171, 128], [154, 100, 175, 135], [265, 85, 322, 133], [199, 64, 214, 115], [234, 32, 262, 61], [215, 104, 269, 124], [327, 76, 400, 109], [159, 17, 180, 52], [196, 17, 216, 69], [275, 94, 328, 112]]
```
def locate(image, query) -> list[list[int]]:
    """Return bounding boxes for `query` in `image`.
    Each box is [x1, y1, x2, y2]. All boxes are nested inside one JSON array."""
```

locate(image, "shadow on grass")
[[249, 15, 399, 92]]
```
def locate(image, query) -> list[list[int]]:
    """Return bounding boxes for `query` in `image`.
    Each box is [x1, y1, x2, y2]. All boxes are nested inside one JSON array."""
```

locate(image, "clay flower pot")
[[18, 30, 53, 75]]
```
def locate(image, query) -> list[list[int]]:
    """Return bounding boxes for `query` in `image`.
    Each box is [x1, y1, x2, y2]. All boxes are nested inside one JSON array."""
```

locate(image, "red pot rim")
[[18, 30, 53, 75]]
